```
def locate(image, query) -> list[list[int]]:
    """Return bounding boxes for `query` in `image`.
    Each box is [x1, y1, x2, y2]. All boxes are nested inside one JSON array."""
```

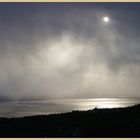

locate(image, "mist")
[[0, 3, 140, 100]]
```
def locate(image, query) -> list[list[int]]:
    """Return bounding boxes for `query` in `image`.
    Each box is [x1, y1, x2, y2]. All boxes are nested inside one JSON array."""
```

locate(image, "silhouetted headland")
[[1, 104, 140, 137]]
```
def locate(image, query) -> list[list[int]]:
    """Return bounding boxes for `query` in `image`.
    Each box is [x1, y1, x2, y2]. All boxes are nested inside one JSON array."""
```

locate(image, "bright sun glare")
[[103, 16, 109, 22]]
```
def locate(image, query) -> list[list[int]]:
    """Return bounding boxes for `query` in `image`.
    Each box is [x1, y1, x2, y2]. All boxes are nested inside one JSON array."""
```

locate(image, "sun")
[[103, 16, 109, 22]]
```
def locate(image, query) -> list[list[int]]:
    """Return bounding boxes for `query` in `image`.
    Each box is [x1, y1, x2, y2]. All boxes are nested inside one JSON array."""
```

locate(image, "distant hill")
[[0, 104, 140, 137]]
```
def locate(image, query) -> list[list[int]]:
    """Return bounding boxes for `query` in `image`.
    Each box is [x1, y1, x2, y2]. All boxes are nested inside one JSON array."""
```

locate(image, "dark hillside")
[[0, 104, 140, 137]]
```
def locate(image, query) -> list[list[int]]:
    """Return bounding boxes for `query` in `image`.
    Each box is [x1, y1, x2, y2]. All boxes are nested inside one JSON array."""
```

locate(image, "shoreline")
[[0, 104, 140, 137]]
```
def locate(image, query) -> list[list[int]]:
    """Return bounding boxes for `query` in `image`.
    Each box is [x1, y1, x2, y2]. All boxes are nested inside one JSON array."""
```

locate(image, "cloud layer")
[[0, 3, 140, 100]]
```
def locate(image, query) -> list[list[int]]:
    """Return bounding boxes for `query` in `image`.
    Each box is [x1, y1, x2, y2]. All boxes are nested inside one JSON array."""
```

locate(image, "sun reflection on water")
[[57, 98, 139, 110], [0, 98, 139, 117]]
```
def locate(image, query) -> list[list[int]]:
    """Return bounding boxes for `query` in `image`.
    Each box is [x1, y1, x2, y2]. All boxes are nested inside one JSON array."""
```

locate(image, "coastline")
[[0, 104, 140, 137]]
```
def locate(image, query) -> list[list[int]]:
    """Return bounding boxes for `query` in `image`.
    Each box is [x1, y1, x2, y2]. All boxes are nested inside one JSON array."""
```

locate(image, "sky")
[[0, 2, 140, 101]]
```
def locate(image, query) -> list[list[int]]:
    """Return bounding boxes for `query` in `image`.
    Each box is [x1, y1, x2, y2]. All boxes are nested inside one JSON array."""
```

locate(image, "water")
[[0, 98, 140, 118]]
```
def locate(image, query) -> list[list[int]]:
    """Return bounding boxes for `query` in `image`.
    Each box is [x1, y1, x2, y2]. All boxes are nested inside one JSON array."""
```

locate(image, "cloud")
[[0, 3, 140, 100]]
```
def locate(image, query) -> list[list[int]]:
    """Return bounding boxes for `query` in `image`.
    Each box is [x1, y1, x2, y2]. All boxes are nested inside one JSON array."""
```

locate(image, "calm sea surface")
[[0, 98, 140, 118]]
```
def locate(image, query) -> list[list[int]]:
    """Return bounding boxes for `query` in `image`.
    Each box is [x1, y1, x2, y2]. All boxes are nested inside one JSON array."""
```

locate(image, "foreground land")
[[1, 104, 140, 137]]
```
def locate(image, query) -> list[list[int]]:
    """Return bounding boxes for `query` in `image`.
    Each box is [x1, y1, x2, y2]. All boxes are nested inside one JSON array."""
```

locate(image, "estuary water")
[[0, 98, 140, 118]]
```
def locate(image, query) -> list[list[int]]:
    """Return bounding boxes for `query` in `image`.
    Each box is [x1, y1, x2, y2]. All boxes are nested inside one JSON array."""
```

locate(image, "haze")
[[0, 3, 140, 101]]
